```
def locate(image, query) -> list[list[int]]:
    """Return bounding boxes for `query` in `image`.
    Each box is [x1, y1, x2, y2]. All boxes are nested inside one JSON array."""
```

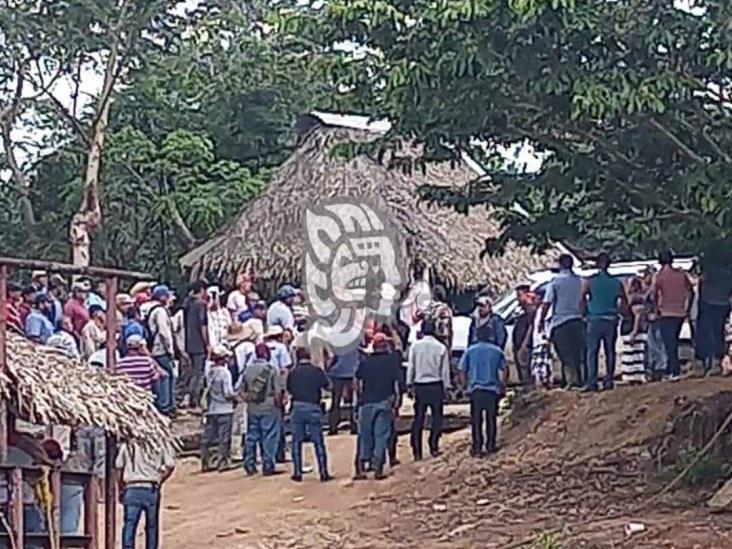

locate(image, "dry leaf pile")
[[0, 333, 176, 452]]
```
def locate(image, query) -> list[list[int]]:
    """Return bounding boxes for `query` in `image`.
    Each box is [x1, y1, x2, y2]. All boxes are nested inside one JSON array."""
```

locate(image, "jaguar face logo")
[[303, 199, 405, 352]]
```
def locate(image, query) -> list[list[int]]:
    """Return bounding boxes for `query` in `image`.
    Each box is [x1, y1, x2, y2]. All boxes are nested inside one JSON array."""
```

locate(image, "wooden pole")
[[9, 467, 23, 548], [104, 276, 118, 549], [0, 256, 152, 280], [0, 265, 7, 465], [104, 436, 116, 549], [51, 469, 61, 548], [84, 473, 99, 549]]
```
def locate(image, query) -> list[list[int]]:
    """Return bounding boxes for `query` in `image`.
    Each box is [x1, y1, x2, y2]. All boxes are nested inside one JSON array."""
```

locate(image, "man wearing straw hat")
[[227, 322, 257, 458]]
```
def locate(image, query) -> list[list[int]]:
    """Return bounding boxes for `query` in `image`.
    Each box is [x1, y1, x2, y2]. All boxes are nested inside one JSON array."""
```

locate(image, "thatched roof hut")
[[0, 333, 175, 452], [180, 112, 554, 292]]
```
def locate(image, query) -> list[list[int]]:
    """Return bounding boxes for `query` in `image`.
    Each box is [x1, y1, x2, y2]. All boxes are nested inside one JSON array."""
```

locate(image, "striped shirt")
[[116, 354, 157, 391]]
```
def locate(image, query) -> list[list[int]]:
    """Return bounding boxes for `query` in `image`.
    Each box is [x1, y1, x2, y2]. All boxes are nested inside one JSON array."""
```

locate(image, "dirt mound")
[[337, 378, 732, 548]]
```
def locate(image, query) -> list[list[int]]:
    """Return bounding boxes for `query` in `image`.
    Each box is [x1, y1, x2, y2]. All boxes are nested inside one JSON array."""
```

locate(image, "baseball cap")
[[152, 285, 171, 300], [31, 270, 46, 280], [33, 293, 51, 306], [125, 334, 145, 349], [116, 293, 134, 307], [72, 280, 91, 292], [277, 284, 298, 300]]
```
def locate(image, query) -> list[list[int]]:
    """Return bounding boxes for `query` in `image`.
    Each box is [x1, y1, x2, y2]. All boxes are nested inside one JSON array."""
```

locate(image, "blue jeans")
[[291, 402, 329, 479], [153, 354, 174, 414], [357, 400, 393, 469], [585, 317, 618, 389], [122, 486, 160, 549], [61, 482, 83, 534], [244, 409, 282, 474]]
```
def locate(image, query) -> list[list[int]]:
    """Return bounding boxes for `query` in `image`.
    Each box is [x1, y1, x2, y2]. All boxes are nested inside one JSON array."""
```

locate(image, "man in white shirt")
[[407, 320, 451, 460], [207, 286, 231, 348], [267, 285, 297, 331], [226, 272, 253, 321], [116, 441, 175, 549]]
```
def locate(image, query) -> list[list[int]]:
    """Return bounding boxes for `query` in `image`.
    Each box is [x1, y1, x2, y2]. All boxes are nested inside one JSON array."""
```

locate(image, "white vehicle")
[[492, 258, 696, 366]]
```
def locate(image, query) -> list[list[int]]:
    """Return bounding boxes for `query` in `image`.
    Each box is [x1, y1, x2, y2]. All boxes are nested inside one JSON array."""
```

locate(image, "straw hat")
[[227, 323, 257, 344], [264, 325, 284, 339]]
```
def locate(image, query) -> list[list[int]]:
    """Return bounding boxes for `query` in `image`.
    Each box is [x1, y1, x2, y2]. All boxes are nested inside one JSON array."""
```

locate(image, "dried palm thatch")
[[0, 333, 175, 452], [180, 113, 555, 292]]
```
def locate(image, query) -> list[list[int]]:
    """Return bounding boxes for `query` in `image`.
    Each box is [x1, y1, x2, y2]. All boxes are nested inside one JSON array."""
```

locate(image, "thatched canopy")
[[0, 333, 175, 452], [180, 112, 553, 292]]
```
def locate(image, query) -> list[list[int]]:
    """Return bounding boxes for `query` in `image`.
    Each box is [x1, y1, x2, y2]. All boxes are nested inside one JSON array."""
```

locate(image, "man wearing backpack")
[[242, 343, 284, 476], [147, 285, 175, 415]]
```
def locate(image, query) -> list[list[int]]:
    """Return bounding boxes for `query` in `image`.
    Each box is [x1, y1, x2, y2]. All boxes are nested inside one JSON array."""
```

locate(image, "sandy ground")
[[159, 432, 401, 548], [155, 379, 732, 548]]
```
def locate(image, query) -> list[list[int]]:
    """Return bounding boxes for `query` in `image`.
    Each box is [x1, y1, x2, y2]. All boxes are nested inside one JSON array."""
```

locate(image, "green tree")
[[281, 0, 732, 257]]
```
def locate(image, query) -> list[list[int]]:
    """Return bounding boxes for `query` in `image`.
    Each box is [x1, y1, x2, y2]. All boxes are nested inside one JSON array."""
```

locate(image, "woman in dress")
[[620, 277, 648, 384]]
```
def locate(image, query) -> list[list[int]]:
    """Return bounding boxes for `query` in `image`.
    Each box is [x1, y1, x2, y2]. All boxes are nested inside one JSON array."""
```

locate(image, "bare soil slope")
[[161, 378, 732, 548]]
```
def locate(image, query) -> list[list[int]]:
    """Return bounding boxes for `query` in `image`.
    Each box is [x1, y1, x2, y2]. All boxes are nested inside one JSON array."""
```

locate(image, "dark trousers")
[[585, 318, 618, 390], [552, 319, 585, 387], [470, 389, 499, 453], [410, 382, 444, 459], [122, 486, 160, 549], [659, 317, 684, 376], [696, 302, 729, 363], [328, 377, 355, 434], [201, 413, 233, 467]]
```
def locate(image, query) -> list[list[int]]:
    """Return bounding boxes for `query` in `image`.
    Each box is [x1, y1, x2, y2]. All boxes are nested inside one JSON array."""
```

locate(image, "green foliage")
[[1, 1, 336, 278], [532, 532, 562, 549], [284, 0, 732, 257], [659, 445, 726, 487]]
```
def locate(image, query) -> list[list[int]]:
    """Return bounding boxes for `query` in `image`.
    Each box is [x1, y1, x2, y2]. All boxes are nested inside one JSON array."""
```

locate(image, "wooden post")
[[103, 277, 118, 549], [9, 467, 23, 548], [104, 436, 116, 549], [0, 265, 7, 464], [51, 469, 61, 547], [84, 473, 99, 549]]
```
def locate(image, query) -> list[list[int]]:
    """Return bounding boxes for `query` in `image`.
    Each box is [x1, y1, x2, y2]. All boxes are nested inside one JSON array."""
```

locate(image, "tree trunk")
[[69, 21, 121, 267]]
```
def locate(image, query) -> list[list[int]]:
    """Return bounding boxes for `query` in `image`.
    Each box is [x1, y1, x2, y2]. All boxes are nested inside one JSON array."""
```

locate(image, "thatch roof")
[[0, 333, 175, 452], [180, 112, 554, 292]]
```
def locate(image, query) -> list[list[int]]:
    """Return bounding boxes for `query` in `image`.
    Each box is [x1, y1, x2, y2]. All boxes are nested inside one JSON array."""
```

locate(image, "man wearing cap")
[[116, 335, 163, 393], [25, 294, 55, 344], [237, 300, 267, 343], [116, 293, 134, 328], [354, 333, 402, 480], [81, 304, 107, 360], [148, 285, 176, 415], [84, 278, 106, 312], [264, 325, 293, 372], [469, 296, 507, 350], [48, 274, 67, 328], [183, 282, 210, 409], [64, 281, 90, 339], [116, 439, 175, 549], [30, 270, 47, 293], [201, 345, 237, 472], [267, 285, 297, 331]]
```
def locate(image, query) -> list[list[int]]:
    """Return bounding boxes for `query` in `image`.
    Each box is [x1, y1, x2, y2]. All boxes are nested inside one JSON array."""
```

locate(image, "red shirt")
[[64, 298, 90, 338], [18, 303, 32, 330], [6, 302, 23, 335]]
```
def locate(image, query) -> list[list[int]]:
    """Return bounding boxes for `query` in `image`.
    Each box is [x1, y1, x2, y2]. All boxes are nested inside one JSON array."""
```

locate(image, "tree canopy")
[[281, 0, 732, 258], [0, 0, 334, 279]]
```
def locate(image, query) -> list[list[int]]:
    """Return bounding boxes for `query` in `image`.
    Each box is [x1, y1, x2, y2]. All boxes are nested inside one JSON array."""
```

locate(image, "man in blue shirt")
[[582, 253, 628, 392], [459, 325, 507, 457], [539, 254, 584, 388], [25, 294, 55, 344]]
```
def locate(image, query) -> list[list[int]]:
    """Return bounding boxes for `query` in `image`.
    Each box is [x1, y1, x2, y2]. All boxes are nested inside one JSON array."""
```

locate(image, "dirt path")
[[159, 379, 732, 548]]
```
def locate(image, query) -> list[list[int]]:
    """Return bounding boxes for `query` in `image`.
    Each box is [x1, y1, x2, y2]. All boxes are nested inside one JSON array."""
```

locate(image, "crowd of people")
[[509, 250, 732, 394], [5, 249, 731, 548]]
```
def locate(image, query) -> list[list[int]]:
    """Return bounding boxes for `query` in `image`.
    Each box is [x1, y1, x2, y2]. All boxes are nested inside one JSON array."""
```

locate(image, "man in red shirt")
[[6, 283, 24, 335], [64, 281, 91, 339], [19, 286, 36, 329]]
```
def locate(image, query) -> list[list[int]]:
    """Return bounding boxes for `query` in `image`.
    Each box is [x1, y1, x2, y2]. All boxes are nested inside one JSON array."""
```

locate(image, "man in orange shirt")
[[651, 250, 694, 381]]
